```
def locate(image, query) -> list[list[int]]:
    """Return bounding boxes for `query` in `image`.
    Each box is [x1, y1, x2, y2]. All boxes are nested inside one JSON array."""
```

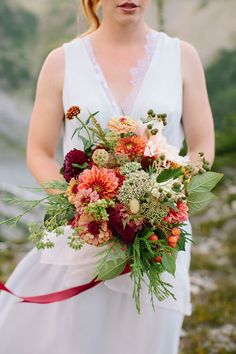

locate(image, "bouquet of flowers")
[[0, 106, 223, 313]]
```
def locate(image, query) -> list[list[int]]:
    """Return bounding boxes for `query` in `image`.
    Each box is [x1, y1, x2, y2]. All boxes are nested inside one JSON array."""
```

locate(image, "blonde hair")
[[79, 0, 101, 37]]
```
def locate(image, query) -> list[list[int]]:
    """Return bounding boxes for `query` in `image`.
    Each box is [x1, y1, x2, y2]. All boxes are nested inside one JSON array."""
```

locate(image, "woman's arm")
[[26, 46, 65, 195], [181, 40, 215, 167]]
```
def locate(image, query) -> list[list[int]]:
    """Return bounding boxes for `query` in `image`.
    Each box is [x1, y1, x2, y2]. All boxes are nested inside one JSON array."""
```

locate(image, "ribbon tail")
[[0, 262, 131, 304]]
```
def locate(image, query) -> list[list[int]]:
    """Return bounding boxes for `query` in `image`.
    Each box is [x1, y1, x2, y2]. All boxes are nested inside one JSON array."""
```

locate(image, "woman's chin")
[[114, 11, 141, 25]]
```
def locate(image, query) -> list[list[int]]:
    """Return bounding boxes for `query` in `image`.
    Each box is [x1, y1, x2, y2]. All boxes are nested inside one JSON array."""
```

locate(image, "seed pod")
[[151, 129, 158, 135], [160, 154, 165, 161], [129, 199, 140, 214], [92, 149, 109, 167]]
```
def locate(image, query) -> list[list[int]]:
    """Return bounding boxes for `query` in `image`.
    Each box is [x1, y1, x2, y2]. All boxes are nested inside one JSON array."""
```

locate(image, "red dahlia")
[[108, 205, 136, 245], [62, 149, 91, 182]]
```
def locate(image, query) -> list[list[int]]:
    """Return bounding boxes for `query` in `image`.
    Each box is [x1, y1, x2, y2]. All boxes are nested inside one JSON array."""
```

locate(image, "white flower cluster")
[[140, 196, 169, 225], [120, 162, 142, 175], [144, 121, 190, 166], [151, 176, 186, 202], [118, 170, 153, 205]]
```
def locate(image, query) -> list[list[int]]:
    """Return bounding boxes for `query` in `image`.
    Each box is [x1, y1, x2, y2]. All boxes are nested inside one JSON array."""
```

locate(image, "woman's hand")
[[181, 41, 215, 167], [26, 46, 65, 195]]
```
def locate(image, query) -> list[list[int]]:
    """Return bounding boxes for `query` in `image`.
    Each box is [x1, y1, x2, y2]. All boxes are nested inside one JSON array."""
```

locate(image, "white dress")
[[0, 30, 192, 354]]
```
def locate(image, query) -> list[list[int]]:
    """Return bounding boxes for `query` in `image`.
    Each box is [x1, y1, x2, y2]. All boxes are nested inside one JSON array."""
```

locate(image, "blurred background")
[[0, 0, 236, 352]]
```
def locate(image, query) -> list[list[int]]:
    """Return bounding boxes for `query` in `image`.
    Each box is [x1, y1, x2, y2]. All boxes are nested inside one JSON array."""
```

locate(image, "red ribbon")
[[0, 263, 131, 304]]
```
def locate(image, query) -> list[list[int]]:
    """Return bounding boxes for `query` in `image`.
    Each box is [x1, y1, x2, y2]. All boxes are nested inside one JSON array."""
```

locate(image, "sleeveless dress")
[[0, 30, 192, 354]]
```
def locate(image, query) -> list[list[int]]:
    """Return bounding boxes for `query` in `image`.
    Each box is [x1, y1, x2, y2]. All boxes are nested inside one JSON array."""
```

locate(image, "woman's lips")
[[118, 2, 139, 14]]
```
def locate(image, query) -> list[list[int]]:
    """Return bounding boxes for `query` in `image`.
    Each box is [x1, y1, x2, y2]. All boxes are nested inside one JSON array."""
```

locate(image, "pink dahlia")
[[77, 213, 112, 246], [62, 149, 91, 182], [78, 166, 119, 200], [108, 116, 138, 134], [164, 202, 189, 224], [74, 188, 99, 214]]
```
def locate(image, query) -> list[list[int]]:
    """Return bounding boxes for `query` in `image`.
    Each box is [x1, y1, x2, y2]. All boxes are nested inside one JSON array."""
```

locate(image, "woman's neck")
[[90, 20, 154, 46]]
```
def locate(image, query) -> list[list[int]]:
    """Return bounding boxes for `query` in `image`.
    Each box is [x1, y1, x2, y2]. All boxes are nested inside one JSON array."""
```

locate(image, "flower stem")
[[76, 116, 92, 144]]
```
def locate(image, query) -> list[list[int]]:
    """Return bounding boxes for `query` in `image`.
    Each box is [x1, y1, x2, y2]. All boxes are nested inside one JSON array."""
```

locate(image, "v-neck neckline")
[[80, 31, 163, 117]]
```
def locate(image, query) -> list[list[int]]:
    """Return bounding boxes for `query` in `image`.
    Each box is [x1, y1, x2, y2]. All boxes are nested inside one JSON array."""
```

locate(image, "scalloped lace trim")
[[82, 31, 160, 115], [123, 30, 159, 115]]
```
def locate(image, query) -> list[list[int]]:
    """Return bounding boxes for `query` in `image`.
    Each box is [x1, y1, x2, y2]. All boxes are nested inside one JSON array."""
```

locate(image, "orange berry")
[[168, 235, 178, 243], [168, 235, 177, 248], [154, 255, 162, 263], [149, 234, 159, 242], [171, 227, 181, 236], [168, 242, 177, 248]]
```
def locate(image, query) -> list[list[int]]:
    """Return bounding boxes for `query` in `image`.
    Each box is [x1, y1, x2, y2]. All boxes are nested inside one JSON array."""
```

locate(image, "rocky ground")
[[0, 179, 236, 353], [180, 179, 236, 353]]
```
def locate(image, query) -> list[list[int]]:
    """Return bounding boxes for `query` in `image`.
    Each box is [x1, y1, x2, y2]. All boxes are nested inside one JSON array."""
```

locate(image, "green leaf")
[[188, 172, 223, 193], [79, 135, 90, 149], [156, 168, 183, 183], [87, 110, 100, 118], [187, 191, 215, 214], [142, 228, 154, 239], [178, 234, 186, 251], [40, 180, 68, 191], [71, 126, 83, 139], [165, 202, 179, 211], [162, 251, 176, 276], [71, 162, 88, 169], [96, 257, 128, 281]]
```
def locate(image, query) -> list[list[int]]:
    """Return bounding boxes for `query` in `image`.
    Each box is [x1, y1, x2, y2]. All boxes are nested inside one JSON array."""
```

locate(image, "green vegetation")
[[180, 189, 236, 352], [206, 49, 236, 129], [205, 49, 236, 171], [0, 0, 38, 90], [0, 0, 80, 97]]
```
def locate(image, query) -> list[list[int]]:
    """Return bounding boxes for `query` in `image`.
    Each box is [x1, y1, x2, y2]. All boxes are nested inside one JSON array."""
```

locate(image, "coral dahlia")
[[115, 136, 146, 160], [78, 166, 119, 200], [164, 201, 189, 224]]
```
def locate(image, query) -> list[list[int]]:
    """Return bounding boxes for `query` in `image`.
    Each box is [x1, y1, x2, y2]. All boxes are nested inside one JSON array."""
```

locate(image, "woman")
[[0, 1, 215, 353]]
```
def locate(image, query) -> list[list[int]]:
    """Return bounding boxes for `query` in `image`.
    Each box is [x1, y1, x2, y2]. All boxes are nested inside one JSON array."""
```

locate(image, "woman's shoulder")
[[180, 39, 201, 63], [40, 37, 82, 92], [37, 45, 65, 94], [160, 31, 204, 83], [45, 46, 64, 67], [42, 35, 81, 73], [176, 38, 204, 85], [160, 30, 200, 56]]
